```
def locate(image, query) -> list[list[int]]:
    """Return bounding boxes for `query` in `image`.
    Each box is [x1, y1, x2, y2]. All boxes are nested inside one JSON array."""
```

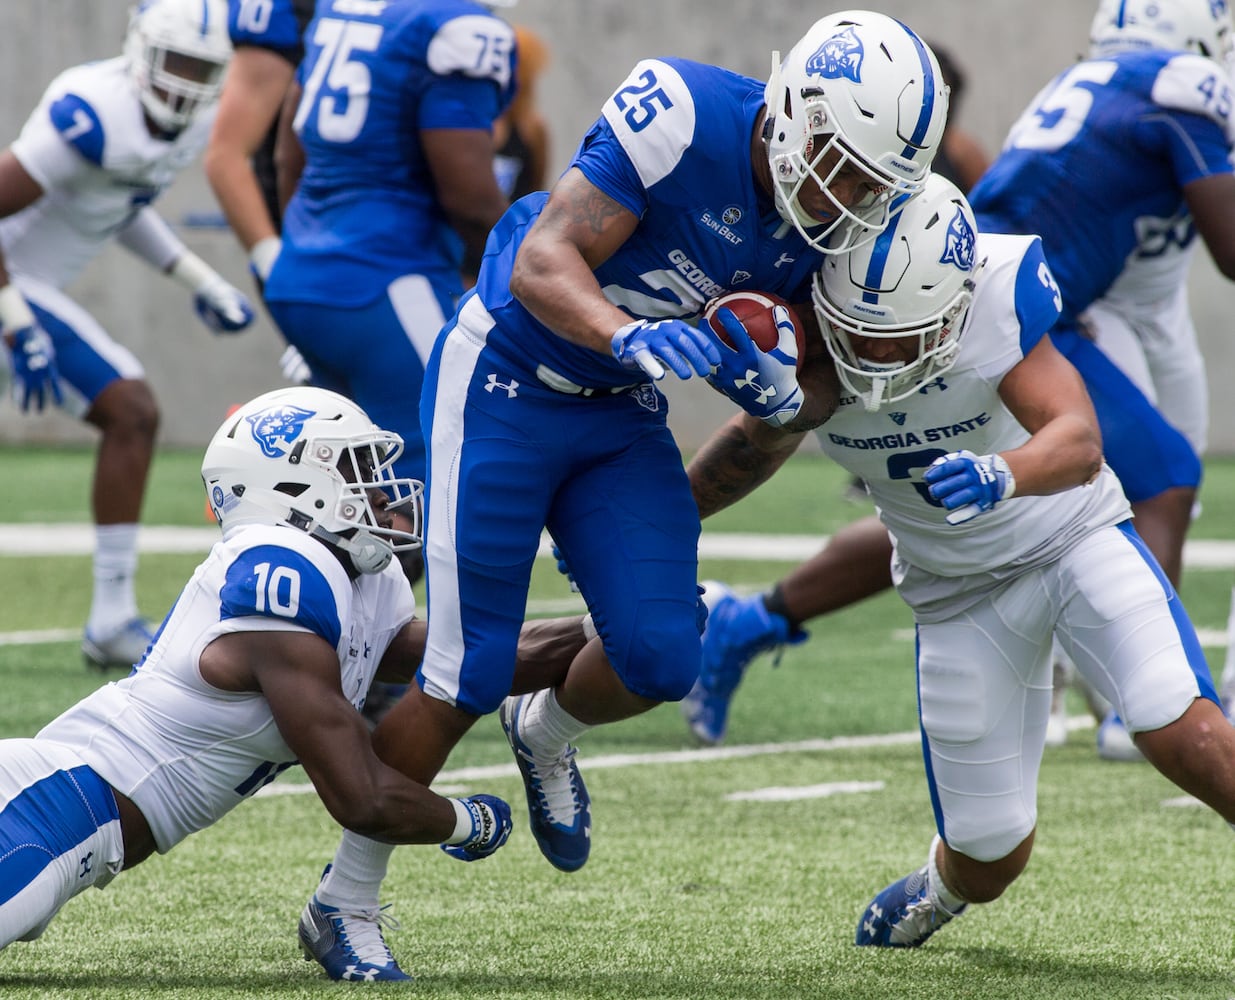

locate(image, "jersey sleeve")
[[425, 13, 515, 92], [218, 543, 344, 648], [10, 91, 105, 190], [597, 59, 695, 192], [228, 0, 309, 62], [1145, 54, 1235, 182], [419, 74, 504, 131], [1012, 236, 1063, 355]]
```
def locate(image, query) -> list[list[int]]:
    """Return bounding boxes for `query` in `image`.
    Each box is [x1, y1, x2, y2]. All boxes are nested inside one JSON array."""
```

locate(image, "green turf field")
[[1, 445, 1234, 999]]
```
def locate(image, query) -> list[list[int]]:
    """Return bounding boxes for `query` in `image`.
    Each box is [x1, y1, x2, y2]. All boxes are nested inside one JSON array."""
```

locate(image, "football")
[[702, 290, 805, 365]]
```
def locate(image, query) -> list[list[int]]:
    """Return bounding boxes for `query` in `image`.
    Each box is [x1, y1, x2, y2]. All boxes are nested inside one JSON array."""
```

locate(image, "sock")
[[926, 835, 968, 914], [88, 524, 140, 635], [316, 831, 395, 909], [518, 688, 592, 759]]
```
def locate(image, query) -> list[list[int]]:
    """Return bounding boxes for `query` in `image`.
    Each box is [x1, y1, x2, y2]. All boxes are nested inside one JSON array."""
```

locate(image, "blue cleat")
[[500, 693, 591, 872], [82, 617, 155, 672], [298, 868, 411, 982], [681, 581, 807, 745], [855, 864, 966, 948]]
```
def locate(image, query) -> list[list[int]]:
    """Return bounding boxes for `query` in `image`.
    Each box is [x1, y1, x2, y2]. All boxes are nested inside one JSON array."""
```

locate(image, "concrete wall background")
[[2, 1, 1233, 452]]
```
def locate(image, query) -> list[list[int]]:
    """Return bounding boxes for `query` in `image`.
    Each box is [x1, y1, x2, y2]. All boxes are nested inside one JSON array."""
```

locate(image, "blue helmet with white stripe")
[[763, 11, 949, 255], [812, 174, 979, 411]]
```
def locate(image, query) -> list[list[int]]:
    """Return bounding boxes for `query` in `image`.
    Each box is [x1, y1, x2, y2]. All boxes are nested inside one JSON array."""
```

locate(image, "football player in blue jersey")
[[0, 386, 598, 975], [292, 9, 951, 980], [683, 0, 1235, 754], [692, 174, 1235, 950], [205, 0, 315, 290], [261, 0, 517, 501], [0, 0, 256, 673]]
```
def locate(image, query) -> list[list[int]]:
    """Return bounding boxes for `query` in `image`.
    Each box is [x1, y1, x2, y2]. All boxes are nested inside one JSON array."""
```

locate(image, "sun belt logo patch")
[[806, 27, 863, 83], [246, 404, 315, 458], [940, 206, 976, 271]]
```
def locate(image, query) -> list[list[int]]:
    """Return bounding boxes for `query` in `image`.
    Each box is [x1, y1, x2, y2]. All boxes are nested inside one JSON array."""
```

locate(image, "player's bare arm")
[[377, 615, 591, 693], [509, 166, 640, 353], [273, 79, 306, 217], [995, 335, 1105, 494], [422, 126, 509, 275], [687, 411, 810, 519], [1184, 171, 1235, 279], [204, 45, 294, 251], [202, 629, 457, 844]]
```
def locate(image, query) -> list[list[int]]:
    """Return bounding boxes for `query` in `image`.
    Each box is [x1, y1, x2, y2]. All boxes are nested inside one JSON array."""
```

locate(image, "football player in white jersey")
[[0, 386, 597, 978], [689, 174, 1235, 949], [0, 0, 257, 672]]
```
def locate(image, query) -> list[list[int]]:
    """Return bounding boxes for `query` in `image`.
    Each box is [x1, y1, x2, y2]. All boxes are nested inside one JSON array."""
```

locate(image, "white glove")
[[249, 235, 281, 285], [279, 344, 313, 384], [171, 251, 256, 334]]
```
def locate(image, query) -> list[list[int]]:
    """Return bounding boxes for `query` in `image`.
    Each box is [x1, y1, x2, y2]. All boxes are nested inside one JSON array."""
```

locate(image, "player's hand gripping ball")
[[701, 290, 805, 365]]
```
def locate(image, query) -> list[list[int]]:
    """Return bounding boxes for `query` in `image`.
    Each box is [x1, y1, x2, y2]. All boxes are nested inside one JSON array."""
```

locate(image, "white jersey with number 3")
[[815, 233, 1132, 613]]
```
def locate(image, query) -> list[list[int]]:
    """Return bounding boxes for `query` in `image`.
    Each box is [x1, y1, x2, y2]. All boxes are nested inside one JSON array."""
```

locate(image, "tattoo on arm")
[[689, 420, 803, 520]]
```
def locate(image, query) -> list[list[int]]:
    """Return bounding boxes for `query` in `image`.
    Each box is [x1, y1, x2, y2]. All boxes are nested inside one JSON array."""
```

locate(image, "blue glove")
[[193, 272, 256, 334], [440, 794, 513, 862], [8, 323, 63, 412], [611, 318, 721, 380], [924, 450, 1016, 525], [704, 305, 803, 426]]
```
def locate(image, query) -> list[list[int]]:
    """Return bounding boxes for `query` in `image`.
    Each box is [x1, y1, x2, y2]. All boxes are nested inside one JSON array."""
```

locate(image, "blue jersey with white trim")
[[472, 58, 824, 390], [970, 50, 1235, 327], [266, 0, 515, 306], [38, 524, 414, 853]]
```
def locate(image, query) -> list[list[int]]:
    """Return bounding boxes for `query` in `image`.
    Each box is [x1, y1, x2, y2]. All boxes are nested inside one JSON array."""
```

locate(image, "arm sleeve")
[[115, 207, 188, 273]]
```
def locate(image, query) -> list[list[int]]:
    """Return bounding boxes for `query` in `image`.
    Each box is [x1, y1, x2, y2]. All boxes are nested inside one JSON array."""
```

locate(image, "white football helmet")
[[1089, 0, 1235, 69], [764, 11, 949, 254], [124, 0, 232, 134], [201, 387, 422, 575], [812, 173, 980, 412]]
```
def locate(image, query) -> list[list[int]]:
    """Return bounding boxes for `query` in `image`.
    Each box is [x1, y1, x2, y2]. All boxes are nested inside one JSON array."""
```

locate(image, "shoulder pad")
[[426, 13, 515, 90], [47, 93, 106, 166], [601, 59, 695, 189], [1149, 53, 1235, 131]]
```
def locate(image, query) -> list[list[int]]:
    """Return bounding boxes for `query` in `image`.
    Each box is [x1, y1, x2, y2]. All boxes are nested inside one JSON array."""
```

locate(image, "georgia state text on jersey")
[[969, 49, 1235, 326], [263, 0, 516, 308], [0, 58, 215, 289], [37, 524, 413, 854], [471, 58, 825, 391], [816, 233, 1131, 585]]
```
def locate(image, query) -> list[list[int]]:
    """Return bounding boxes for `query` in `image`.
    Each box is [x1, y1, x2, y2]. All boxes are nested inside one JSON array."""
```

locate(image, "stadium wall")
[[3, 1, 1233, 454]]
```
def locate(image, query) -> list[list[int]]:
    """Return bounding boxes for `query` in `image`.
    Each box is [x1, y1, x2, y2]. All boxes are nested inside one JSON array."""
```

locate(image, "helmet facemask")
[[124, 0, 231, 134], [811, 175, 981, 412], [763, 12, 949, 255]]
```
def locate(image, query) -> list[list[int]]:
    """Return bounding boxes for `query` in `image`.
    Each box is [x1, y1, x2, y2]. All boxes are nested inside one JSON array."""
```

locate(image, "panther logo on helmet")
[[806, 27, 864, 83], [246, 405, 315, 459], [941, 207, 977, 271]]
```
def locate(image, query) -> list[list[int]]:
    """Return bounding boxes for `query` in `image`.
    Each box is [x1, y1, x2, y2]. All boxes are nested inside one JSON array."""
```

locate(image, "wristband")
[[0, 284, 36, 337], [249, 236, 282, 282], [169, 250, 216, 293], [442, 797, 474, 846]]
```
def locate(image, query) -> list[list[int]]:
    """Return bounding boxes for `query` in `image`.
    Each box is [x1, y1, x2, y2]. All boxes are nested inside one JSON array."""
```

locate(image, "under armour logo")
[[343, 965, 381, 982], [774, 252, 795, 269], [861, 901, 884, 938], [363, 642, 372, 658], [734, 369, 777, 404], [485, 374, 519, 398], [918, 377, 948, 394], [79, 851, 93, 878]]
